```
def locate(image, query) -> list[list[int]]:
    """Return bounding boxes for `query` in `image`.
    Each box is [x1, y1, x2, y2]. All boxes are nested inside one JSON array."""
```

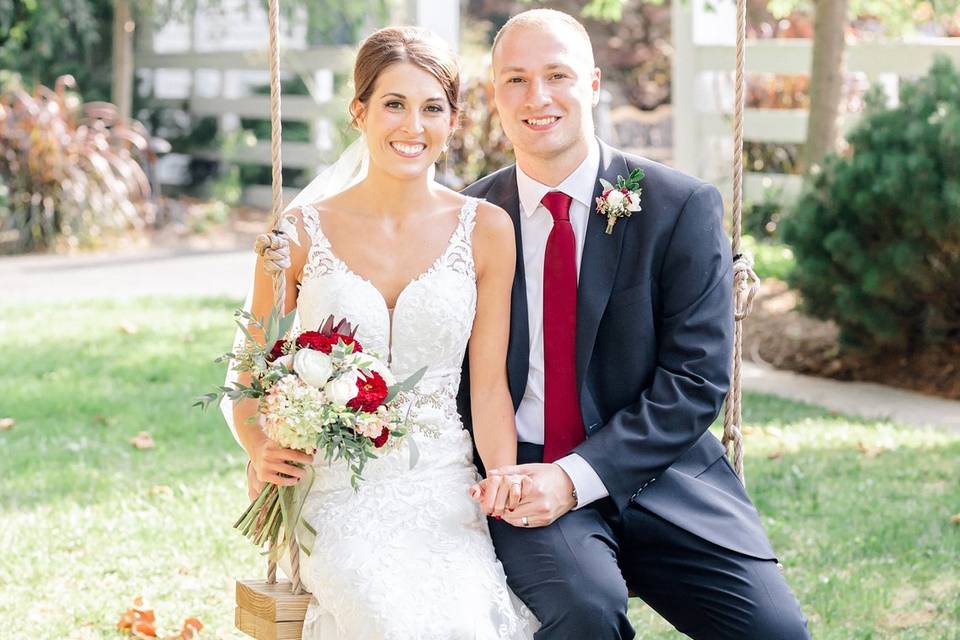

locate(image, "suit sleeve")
[[573, 183, 733, 512]]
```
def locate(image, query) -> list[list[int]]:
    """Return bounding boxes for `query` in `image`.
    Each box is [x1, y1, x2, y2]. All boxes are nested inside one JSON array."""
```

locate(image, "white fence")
[[671, 0, 960, 206], [137, 47, 354, 208]]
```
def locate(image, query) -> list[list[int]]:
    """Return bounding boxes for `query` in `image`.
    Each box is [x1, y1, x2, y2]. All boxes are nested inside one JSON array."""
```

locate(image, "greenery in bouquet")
[[196, 310, 424, 558]]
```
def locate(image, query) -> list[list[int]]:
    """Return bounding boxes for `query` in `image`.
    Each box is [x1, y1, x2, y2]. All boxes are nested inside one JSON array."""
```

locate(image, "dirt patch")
[[742, 280, 960, 401]]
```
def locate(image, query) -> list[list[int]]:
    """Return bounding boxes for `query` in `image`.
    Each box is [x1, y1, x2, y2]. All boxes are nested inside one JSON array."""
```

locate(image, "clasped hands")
[[468, 463, 578, 528]]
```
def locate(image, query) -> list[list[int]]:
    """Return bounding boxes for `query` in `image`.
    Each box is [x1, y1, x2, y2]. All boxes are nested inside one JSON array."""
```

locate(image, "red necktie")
[[541, 191, 585, 462]]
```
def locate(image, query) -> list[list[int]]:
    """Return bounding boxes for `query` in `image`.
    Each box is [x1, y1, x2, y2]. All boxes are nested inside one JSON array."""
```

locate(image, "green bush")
[[782, 56, 960, 351], [0, 75, 152, 253]]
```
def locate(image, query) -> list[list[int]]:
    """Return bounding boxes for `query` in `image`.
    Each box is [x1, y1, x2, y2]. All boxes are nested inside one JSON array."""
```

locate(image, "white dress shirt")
[[514, 139, 609, 509]]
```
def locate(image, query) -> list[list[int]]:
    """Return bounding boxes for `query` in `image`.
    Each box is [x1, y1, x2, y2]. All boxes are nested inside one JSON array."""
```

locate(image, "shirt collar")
[[516, 138, 601, 218]]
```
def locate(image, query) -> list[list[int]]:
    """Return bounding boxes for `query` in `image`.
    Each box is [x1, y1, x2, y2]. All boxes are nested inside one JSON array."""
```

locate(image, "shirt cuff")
[[554, 453, 608, 509]]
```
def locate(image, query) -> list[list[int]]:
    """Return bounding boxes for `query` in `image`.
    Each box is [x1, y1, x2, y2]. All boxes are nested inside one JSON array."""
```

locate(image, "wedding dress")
[[284, 196, 538, 639]]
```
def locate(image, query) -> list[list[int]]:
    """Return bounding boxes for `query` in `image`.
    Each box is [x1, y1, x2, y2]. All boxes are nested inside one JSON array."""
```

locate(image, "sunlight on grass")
[[1, 298, 957, 639]]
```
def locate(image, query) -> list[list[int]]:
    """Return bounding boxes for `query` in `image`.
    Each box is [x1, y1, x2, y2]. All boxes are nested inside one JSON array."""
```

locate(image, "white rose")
[[605, 190, 626, 209], [293, 349, 333, 388], [347, 352, 396, 387], [365, 356, 396, 387], [325, 371, 359, 406], [626, 192, 641, 211], [274, 354, 294, 370]]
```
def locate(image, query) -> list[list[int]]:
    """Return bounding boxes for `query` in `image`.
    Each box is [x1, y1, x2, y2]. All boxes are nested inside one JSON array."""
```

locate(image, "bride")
[[224, 26, 538, 639]]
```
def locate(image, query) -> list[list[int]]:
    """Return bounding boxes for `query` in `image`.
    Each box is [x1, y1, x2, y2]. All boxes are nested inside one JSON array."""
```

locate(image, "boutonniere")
[[595, 168, 645, 234]]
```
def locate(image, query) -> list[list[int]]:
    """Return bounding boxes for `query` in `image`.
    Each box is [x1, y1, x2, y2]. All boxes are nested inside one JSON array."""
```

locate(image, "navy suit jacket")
[[458, 140, 775, 560]]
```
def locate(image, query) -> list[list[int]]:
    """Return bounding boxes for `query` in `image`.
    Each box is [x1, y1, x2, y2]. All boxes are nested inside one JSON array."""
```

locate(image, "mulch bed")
[[741, 280, 960, 401]]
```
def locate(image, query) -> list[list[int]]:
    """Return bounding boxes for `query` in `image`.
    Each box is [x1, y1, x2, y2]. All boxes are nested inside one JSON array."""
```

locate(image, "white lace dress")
[[285, 197, 538, 639]]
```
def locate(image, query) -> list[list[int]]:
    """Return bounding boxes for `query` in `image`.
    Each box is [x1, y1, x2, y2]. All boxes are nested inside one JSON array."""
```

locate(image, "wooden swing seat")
[[236, 580, 311, 640]]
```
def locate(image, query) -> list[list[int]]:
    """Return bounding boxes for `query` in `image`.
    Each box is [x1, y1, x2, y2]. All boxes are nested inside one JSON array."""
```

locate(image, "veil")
[[220, 134, 370, 446]]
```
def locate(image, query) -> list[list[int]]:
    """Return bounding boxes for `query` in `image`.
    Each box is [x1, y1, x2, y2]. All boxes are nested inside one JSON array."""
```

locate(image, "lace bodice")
[[295, 198, 478, 383]]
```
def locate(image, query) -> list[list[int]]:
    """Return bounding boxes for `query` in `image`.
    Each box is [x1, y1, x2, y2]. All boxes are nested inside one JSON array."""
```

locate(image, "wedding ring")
[[522, 516, 529, 527]]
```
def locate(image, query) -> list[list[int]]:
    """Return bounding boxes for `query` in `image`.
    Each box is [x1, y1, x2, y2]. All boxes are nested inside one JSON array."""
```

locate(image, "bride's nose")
[[400, 110, 425, 135]]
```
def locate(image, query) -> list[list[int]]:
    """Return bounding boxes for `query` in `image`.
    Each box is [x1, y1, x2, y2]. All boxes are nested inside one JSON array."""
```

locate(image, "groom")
[[458, 9, 809, 639]]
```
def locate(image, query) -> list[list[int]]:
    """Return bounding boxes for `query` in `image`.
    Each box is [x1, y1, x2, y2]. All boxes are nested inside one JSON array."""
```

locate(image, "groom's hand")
[[489, 464, 577, 528]]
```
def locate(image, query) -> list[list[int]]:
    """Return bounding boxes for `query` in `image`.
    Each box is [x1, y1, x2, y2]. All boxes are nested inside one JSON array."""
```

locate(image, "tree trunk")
[[111, 0, 135, 121], [802, 0, 849, 173]]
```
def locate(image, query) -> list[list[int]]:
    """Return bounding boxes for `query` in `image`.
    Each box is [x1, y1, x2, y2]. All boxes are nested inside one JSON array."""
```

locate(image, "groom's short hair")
[[491, 8, 596, 71]]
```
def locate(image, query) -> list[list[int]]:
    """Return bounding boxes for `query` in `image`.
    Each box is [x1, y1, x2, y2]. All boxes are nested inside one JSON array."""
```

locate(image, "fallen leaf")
[[950, 513, 960, 525], [0, 417, 14, 431], [857, 440, 884, 458], [132, 619, 158, 637], [129, 431, 156, 450], [150, 485, 173, 497], [118, 320, 140, 335], [177, 617, 204, 639], [767, 449, 783, 460]]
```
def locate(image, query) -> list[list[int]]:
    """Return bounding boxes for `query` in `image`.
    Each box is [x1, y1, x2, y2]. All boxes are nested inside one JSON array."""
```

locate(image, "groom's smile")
[[522, 115, 562, 130]]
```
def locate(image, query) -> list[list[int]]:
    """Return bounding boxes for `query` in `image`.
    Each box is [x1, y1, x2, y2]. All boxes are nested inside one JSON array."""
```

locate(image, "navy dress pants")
[[488, 443, 810, 639]]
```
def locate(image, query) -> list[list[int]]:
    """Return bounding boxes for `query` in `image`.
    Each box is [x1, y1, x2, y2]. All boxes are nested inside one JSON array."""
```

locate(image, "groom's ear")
[[590, 67, 602, 107]]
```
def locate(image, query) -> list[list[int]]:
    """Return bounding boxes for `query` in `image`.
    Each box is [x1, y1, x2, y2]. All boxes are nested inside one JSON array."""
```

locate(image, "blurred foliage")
[[764, 0, 960, 36], [744, 184, 788, 240], [443, 76, 514, 189], [741, 234, 796, 281], [0, 74, 153, 253], [782, 56, 960, 351], [0, 0, 114, 102]]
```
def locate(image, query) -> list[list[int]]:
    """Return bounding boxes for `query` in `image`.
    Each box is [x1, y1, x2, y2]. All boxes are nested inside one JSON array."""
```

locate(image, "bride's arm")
[[234, 210, 313, 498], [468, 201, 520, 494]]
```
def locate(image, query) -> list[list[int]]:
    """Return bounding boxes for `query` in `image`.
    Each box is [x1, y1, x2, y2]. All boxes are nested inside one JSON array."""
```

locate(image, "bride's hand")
[[249, 438, 315, 496], [469, 474, 529, 519]]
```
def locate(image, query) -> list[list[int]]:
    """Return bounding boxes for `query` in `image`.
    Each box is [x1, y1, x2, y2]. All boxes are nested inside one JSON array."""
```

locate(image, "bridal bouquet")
[[196, 311, 424, 557]]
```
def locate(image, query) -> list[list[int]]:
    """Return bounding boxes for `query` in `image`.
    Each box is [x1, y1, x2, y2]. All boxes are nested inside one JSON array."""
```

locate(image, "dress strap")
[[298, 204, 342, 281], [458, 196, 480, 241]]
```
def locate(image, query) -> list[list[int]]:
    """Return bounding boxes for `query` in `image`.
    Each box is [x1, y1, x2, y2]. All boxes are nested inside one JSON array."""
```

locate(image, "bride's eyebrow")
[[379, 92, 445, 103]]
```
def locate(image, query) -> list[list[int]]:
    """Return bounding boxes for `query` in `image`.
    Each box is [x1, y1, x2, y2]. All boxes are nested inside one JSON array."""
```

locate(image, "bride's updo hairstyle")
[[350, 26, 460, 126]]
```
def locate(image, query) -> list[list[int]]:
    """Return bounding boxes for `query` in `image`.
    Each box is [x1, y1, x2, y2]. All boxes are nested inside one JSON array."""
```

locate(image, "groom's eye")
[[506, 77, 525, 84], [550, 73, 568, 80]]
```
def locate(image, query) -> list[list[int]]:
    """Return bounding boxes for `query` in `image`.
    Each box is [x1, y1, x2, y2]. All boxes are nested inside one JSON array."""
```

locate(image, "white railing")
[[136, 46, 354, 208], [671, 0, 960, 206]]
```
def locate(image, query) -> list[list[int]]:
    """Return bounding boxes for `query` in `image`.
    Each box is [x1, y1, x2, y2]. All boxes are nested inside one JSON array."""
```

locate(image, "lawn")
[[1, 298, 957, 639]]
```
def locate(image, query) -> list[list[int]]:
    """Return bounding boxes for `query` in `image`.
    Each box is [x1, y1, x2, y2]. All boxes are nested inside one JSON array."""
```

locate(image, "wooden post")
[[112, 0, 135, 121]]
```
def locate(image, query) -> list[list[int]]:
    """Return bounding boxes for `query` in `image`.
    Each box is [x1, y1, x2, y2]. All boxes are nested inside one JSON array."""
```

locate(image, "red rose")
[[371, 426, 390, 448], [347, 371, 388, 413], [296, 331, 362, 354], [602, 188, 613, 199], [267, 339, 288, 362]]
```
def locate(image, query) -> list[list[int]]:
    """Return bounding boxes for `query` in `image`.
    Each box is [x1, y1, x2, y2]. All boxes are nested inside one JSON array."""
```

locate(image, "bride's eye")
[[385, 101, 403, 109], [425, 104, 445, 113]]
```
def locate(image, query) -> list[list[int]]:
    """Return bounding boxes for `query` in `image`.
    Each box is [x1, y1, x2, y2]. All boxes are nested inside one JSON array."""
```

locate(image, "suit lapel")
[[576, 141, 630, 389], [484, 166, 530, 410]]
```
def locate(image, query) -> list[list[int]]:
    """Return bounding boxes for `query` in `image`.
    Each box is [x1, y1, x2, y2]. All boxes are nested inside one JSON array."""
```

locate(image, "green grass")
[[1, 298, 958, 639]]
